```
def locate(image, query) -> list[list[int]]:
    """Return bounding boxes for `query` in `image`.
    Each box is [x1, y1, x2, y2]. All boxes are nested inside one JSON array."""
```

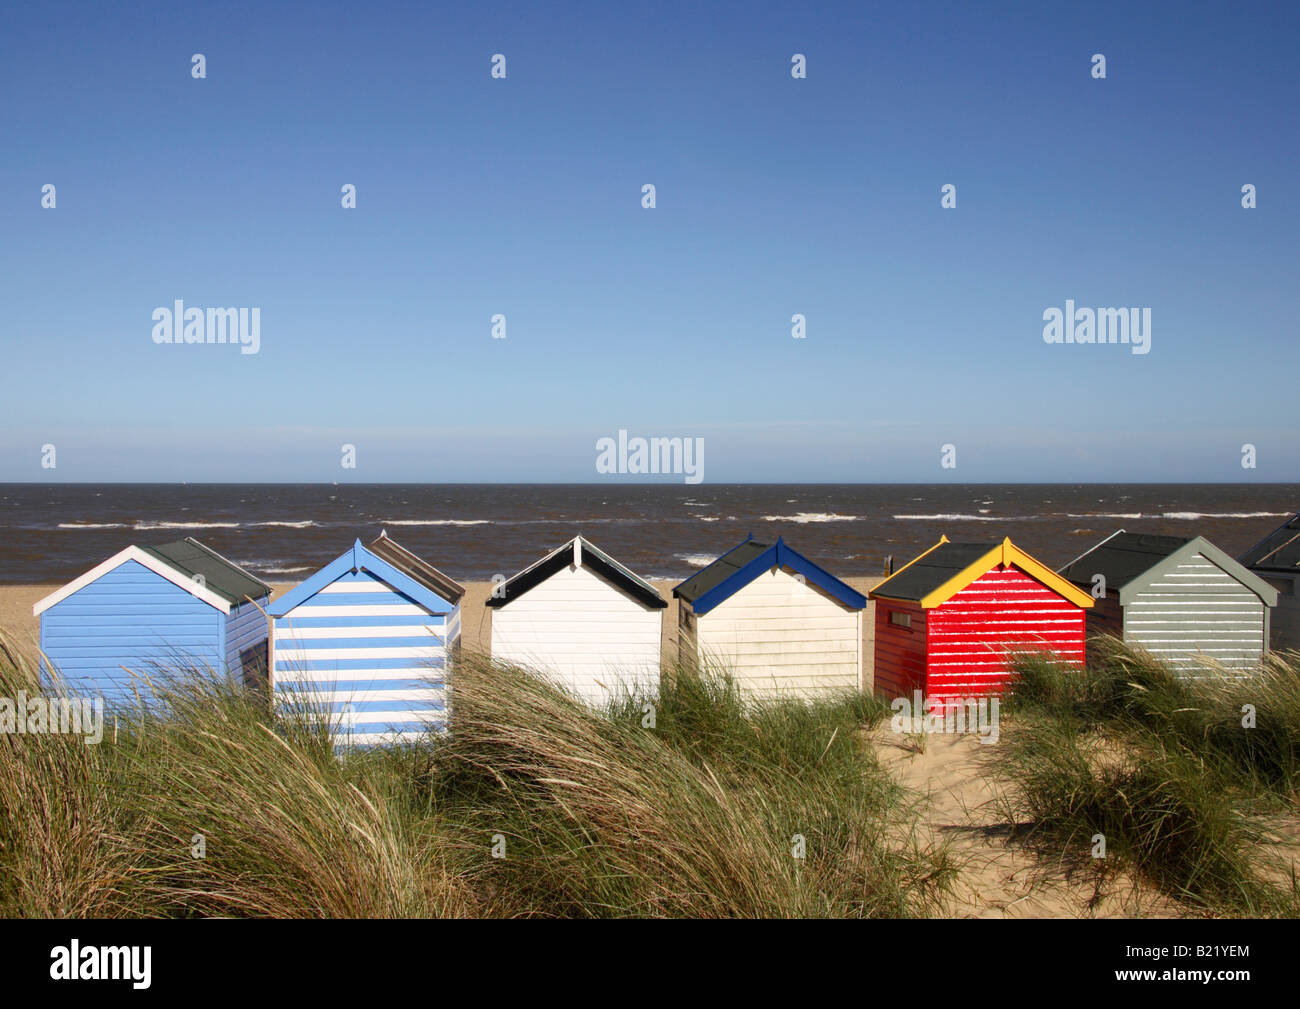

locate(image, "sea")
[[1, 483, 1296, 585]]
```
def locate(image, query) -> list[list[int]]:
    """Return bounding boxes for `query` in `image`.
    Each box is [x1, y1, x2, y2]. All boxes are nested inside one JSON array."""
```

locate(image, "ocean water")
[[1, 483, 1296, 585]]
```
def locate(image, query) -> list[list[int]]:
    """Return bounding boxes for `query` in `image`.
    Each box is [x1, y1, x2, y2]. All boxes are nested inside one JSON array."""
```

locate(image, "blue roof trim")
[[689, 536, 866, 616], [268, 539, 455, 617]]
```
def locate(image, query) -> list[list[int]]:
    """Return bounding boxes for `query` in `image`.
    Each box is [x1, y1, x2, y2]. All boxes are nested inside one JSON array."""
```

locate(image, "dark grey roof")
[[673, 539, 770, 603], [369, 531, 466, 604], [142, 537, 271, 606], [1240, 511, 1300, 573], [1059, 531, 1192, 591], [870, 541, 998, 601], [486, 536, 665, 609]]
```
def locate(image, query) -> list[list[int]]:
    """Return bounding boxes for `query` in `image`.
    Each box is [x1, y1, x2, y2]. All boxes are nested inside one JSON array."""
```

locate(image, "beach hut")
[[1061, 530, 1277, 672], [486, 535, 667, 705], [268, 532, 464, 746], [1239, 510, 1300, 652], [672, 536, 866, 698], [870, 536, 1092, 704], [33, 537, 272, 704]]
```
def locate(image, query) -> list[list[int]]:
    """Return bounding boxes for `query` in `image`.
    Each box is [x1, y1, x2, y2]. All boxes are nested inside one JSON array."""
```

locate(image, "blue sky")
[[1, 0, 1296, 482]]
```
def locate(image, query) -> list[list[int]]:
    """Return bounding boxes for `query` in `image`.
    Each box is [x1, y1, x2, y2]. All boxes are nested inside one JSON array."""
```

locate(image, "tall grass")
[[0, 648, 132, 917], [431, 656, 948, 917], [0, 642, 475, 918], [0, 641, 943, 918], [993, 638, 1300, 915]]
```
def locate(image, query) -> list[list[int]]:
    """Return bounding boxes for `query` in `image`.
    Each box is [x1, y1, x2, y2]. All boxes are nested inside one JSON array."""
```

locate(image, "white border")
[[33, 545, 233, 616]]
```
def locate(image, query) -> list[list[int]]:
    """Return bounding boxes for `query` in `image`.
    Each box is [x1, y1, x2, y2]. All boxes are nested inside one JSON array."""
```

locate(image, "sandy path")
[[870, 726, 1185, 918]]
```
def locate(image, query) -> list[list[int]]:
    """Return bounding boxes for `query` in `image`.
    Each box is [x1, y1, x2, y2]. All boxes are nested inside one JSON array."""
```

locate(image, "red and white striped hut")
[[869, 536, 1092, 704]]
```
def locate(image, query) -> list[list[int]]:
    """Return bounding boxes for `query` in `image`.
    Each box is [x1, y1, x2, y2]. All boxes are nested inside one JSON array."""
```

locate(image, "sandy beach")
[[0, 577, 887, 686]]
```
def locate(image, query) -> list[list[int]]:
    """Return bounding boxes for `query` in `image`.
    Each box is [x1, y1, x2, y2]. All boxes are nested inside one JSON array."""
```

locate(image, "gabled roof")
[[673, 535, 866, 616], [870, 536, 1093, 610], [1061, 529, 1278, 606], [368, 530, 465, 604], [143, 538, 272, 606], [268, 537, 460, 618], [673, 538, 770, 604], [33, 537, 270, 617], [1239, 510, 1300, 574], [486, 536, 666, 610]]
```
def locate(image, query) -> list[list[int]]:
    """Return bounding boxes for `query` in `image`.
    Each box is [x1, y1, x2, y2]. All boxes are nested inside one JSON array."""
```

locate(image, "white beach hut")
[[672, 535, 867, 699], [486, 536, 667, 705]]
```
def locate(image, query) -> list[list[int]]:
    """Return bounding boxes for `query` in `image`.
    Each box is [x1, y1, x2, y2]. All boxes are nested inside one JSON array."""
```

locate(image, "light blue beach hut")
[[33, 537, 272, 705], [268, 532, 464, 746]]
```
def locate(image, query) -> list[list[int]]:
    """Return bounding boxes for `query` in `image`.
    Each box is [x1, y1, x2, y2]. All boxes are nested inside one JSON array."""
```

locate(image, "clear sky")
[[1, 1, 1296, 483]]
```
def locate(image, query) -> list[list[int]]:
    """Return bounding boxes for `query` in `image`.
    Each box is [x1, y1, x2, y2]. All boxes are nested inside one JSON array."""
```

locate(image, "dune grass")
[[430, 655, 949, 917], [0, 641, 946, 918], [992, 637, 1300, 916]]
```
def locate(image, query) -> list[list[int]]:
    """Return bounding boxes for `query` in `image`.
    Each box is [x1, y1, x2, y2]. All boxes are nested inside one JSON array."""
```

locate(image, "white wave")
[[892, 513, 1012, 522], [1061, 511, 1286, 521], [57, 522, 127, 529], [761, 513, 861, 523], [248, 520, 316, 528], [674, 553, 716, 568], [135, 521, 240, 530], [381, 519, 491, 526], [259, 566, 311, 575], [1160, 511, 1287, 520]]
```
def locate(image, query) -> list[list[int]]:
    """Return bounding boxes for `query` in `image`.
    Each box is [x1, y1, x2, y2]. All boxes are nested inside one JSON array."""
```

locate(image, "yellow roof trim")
[[1001, 538, 1095, 609], [917, 536, 1095, 609], [868, 535, 949, 599], [916, 543, 1003, 609]]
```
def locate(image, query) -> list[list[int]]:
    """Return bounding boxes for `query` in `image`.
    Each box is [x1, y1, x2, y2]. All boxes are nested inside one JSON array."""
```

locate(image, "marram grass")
[[0, 640, 948, 918], [994, 639, 1300, 916]]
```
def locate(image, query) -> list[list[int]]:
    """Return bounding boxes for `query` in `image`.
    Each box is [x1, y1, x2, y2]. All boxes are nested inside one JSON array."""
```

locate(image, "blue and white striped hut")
[[268, 532, 464, 746], [33, 537, 272, 706]]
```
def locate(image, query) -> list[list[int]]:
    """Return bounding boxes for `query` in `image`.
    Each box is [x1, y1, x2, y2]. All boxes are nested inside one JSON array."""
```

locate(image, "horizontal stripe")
[[274, 688, 445, 704], [273, 645, 445, 661], [275, 698, 446, 714], [272, 665, 446, 683], [274, 654, 444, 669], [276, 604, 437, 618], [274, 614, 441, 628], [272, 626, 443, 641], [336, 728, 447, 746], [317, 581, 396, 593], [316, 709, 446, 728], [275, 675, 445, 691], [292, 591, 424, 607]]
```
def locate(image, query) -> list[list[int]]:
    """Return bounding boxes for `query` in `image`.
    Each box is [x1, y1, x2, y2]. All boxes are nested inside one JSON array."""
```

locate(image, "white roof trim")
[[33, 545, 233, 616]]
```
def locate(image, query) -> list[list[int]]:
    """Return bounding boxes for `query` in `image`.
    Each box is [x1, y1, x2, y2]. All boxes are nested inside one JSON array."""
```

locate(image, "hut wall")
[[1258, 575, 1300, 652], [271, 568, 452, 745], [224, 596, 270, 687], [1123, 550, 1267, 672], [695, 567, 861, 698], [872, 599, 927, 699], [39, 559, 224, 704], [490, 563, 661, 705], [926, 565, 1086, 700], [1085, 593, 1124, 640]]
